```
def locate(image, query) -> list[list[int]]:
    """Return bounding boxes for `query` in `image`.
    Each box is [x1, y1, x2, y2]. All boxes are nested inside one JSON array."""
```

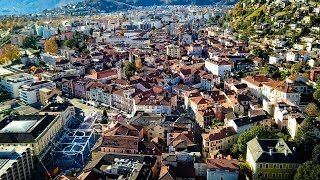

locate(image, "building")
[[39, 87, 62, 105], [241, 75, 269, 99], [201, 74, 220, 91], [39, 102, 75, 126], [19, 81, 56, 104], [202, 127, 237, 158], [0, 146, 33, 180], [0, 115, 63, 159], [206, 158, 239, 180], [166, 44, 181, 58], [246, 138, 299, 179], [0, 73, 34, 98], [227, 115, 272, 134], [167, 131, 196, 152], [77, 152, 158, 180], [205, 60, 231, 80]]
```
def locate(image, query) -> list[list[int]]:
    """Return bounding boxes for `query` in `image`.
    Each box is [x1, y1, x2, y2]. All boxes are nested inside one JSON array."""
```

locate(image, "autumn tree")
[[0, 44, 20, 64], [304, 102, 319, 117], [44, 38, 58, 54], [135, 59, 143, 70]]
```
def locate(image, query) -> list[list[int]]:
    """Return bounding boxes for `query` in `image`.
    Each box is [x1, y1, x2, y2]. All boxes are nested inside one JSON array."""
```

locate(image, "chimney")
[[269, 148, 273, 155]]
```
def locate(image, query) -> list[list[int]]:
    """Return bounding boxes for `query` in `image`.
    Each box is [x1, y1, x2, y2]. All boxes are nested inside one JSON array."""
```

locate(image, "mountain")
[[82, 0, 238, 12], [0, 0, 83, 15]]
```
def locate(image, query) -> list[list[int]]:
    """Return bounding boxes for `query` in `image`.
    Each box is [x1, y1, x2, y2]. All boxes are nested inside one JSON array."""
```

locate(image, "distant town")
[[0, 1, 319, 180]]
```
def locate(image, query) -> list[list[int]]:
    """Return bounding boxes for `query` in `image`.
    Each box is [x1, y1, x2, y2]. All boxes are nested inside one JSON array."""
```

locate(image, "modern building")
[[206, 158, 239, 180], [19, 81, 56, 104], [0, 73, 34, 98], [246, 138, 299, 179], [0, 115, 63, 159], [0, 146, 33, 180]]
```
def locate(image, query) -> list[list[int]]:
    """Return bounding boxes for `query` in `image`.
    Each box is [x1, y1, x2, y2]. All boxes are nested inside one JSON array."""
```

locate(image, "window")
[[260, 164, 263, 168], [292, 165, 295, 169], [264, 173, 268, 178], [266, 164, 269, 168], [272, 173, 276, 178], [273, 164, 277, 168], [280, 164, 283, 169]]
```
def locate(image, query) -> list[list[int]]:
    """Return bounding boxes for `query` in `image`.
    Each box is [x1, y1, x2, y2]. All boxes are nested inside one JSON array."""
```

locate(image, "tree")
[[0, 109, 19, 116], [22, 36, 37, 49], [0, 44, 20, 64], [311, 144, 320, 165], [101, 109, 108, 124], [44, 38, 58, 54], [304, 103, 319, 117], [239, 162, 253, 180], [294, 161, 320, 180], [314, 79, 320, 103], [135, 59, 143, 70], [125, 62, 136, 79], [237, 126, 273, 155], [294, 118, 316, 162]]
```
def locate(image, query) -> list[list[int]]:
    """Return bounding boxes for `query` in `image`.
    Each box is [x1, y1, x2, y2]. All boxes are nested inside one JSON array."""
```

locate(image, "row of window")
[[262, 172, 290, 179], [259, 163, 296, 169]]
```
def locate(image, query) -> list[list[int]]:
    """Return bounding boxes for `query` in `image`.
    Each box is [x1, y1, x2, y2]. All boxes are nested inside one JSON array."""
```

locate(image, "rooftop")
[[0, 115, 58, 143]]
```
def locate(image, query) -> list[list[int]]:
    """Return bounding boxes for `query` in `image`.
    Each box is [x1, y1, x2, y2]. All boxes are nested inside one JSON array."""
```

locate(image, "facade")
[[205, 60, 231, 80], [206, 158, 239, 180], [39, 87, 62, 105], [39, 102, 75, 126], [0, 73, 34, 98], [246, 138, 299, 179], [202, 127, 237, 158], [0, 146, 33, 180], [241, 75, 269, 99], [201, 74, 220, 91], [0, 115, 63, 159], [19, 81, 56, 104], [101, 136, 139, 154], [166, 44, 181, 58]]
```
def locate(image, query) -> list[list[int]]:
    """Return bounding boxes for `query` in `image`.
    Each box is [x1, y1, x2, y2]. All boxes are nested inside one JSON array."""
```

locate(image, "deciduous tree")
[[0, 44, 20, 64], [44, 38, 58, 54]]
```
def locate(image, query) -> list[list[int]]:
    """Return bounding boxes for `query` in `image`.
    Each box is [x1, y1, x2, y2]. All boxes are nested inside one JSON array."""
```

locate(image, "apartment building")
[[0, 146, 33, 180], [0, 73, 34, 98], [166, 44, 181, 58], [19, 81, 56, 104], [0, 115, 63, 159]]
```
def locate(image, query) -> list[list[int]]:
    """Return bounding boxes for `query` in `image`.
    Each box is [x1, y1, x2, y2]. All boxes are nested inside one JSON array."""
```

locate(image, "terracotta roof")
[[102, 135, 139, 149], [202, 127, 236, 141], [206, 159, 239, 171], [85, 69, 117, 80], [190, 97, 207, 105]]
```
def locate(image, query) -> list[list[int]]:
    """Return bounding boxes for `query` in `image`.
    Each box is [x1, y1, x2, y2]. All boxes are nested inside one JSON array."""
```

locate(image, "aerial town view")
[[0, 0, 319, 179]]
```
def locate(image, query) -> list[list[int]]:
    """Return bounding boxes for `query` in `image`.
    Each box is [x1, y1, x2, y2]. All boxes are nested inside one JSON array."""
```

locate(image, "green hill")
[[227, 0, 320, 41]]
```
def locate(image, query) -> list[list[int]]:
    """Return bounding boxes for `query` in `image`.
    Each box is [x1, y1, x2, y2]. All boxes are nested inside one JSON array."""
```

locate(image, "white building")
[[227, 115, 271, 134], [19, 81, 56, 104], [0, 73, 34, 98], [205, 60, 231, 80], [0, 146, 33, 180], [241, 75, 269, 99], [201, 74, 220, 91], [269, 55, 282, 64], [206, 159, 239, 180]]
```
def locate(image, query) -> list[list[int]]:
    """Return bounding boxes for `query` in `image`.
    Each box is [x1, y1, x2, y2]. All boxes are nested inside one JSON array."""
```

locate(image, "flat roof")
[[0, 115, 57, 143], [0, 120, 38, 133], [0, 68, 13, 76]]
